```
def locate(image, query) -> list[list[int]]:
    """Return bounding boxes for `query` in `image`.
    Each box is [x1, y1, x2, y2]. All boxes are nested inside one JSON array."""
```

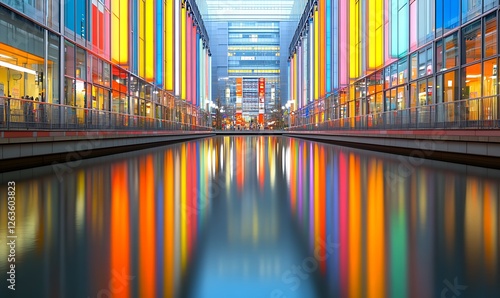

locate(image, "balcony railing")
[[290, 97, 499, 131], [0, 96, 212, 132]]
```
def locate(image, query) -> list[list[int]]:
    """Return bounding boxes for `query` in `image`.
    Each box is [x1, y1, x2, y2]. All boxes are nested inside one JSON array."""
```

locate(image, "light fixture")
[[0, 53, 14, 59], [0, 61, 36, 75]]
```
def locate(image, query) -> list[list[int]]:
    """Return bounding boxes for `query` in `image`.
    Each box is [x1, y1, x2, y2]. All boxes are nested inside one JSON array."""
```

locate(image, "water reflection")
[[0, 136, 499, 297], [284, 138, 500, 297]]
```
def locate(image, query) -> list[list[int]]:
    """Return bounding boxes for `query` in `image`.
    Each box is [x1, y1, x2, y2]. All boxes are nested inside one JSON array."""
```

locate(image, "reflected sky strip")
[[156, 153, 165, 298], [139, 156, 156, 297], [164, 150, 175, 298], [111, 162, 130, 298]]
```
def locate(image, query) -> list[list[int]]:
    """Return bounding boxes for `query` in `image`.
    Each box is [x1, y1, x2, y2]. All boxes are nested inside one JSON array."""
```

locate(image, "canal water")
[[0, 136, 499, 297]]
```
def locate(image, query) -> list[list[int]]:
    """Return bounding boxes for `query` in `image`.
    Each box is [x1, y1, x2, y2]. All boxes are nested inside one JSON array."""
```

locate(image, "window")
[[462, 20, 481, 64], [411, 53, 418, 81], [436, 40, 443, 72], [462, 0, 482, 23], [484, 13, 497, 58], [461, 63, 481, 99], [444, 33, 459, 69], [65, 41, 75, 77], [483, 58, 498, 97]]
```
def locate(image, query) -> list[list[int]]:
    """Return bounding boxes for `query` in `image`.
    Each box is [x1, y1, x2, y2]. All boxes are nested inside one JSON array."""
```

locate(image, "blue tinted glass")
[[444, 1, 459, 32]]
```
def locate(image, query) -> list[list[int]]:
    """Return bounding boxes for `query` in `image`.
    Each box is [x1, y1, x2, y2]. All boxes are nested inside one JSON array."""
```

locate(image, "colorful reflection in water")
[[284, 138, 500, 297], [0, 136, 499, 297]]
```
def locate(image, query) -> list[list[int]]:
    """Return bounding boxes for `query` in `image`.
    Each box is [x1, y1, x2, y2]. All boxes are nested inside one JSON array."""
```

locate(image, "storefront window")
[[484, 13, 497, 58], [483, 58, 498, 97], [398, 57, 408, 84], [410, 82, 417, 108], [444, 32, 459, 69], [397, 86, 406, 109], [47, 0, 61, 31], [418, 46, 433, 78], [444, 70, 459, 103], [436, 40, 443, 72], [461, 63, 481, 99], [462, 20, 481, 64], [484, 0, 497, 12], [411, 53, 418, 81], [65, 41, 75, 77], [76, 47, 86, 80], [103, 62, 110, 87], [64, 77, 75, 106], [417, 79, 428, 106], [462, 0, 482, 23], [48, 32, 60, 104]]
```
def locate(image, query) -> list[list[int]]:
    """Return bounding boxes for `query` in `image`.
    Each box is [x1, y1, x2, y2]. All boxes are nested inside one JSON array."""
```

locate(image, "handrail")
[[0, 96, 213, 131]]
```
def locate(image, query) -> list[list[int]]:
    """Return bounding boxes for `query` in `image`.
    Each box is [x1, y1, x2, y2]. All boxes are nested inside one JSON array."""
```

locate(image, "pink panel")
[[339, 0, 348, 86]]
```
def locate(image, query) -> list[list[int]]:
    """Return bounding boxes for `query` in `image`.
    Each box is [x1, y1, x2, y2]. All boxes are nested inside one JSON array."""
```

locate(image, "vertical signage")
[[236, 77, 243, 126], [258, 78, 265, 125]]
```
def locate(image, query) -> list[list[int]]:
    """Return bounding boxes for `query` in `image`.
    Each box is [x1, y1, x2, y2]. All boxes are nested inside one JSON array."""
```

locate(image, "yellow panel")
[[181, 7, 187, 100], [314, 10, 319, 100], [166, 0, 174, 90], [139, 0, 145, 77], [119, 0, 128, 65], [146, 0, 154, 80], [368, 0, 384, 69], [111, 13, 120, 62]]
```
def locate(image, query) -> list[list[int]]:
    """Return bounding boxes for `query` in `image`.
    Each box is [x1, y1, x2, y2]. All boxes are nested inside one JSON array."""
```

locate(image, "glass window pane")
[[484, 13, 497, 58], [398, 58, 408, 84], [462, 20, 482, 64], [461, 63, 481, 99], [48, 32, 60, 104], [444, 0, 459, 33], [64, 41, 75, 77], [444, 70, 459, 102], [410, 82, 417, 108], [417, 79, 428, 106], [397, 86, 406, 109], [483, 58, 498, 97], [436, 40, 443, 72], [462, 0, 482, 24], [484, 0, 497, 12], [444, 32, 459, 69], [436, 74, 443, 104], [427, 78, 434, 105], [76, 47, 86, 80], [411, 53, 418, 81]]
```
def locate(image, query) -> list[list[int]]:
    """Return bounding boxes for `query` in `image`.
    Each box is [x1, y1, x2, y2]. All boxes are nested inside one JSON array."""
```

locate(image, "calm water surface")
[[0, 136, 499, 297]]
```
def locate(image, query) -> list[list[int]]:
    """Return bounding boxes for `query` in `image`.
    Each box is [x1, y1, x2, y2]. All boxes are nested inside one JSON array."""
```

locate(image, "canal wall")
[[0, 130, 215, 173], [286, 129, 500, 169]]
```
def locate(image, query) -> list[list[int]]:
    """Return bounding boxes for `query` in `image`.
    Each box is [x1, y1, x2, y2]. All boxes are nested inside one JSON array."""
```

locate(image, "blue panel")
[[156, 0, 164, 86], [76, 0, 87, 40], [444, 0, 460, 31], [65, 0, 75, 32], [436, 0, 443, 36], [132, 0, 139, 74], [398, 4, 408, 57]]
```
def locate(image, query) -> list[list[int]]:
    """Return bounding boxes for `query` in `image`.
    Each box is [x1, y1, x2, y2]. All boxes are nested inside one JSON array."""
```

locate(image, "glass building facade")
[[0, 0, 211, 128], [289, 0, 500, 129], [227, 21, 281, 121]]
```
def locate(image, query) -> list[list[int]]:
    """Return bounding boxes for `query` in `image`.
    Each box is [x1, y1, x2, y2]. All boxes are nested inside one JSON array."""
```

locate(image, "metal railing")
[[290, 98, 500, 131], [0, 96, 213, 132]]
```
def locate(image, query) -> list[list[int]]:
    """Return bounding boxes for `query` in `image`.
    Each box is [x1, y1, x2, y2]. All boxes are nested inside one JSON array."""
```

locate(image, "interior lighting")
[[0, 61, 37, 75]]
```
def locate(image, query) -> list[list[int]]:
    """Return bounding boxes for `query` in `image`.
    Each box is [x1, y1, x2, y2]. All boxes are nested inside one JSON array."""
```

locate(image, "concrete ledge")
[[286, 130, 500, 169], [0, 131, 215, 173]]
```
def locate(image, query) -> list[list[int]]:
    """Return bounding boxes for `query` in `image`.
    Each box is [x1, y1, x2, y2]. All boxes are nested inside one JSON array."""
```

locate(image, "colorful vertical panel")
[[155, 0, 163, 85], [145, 0, 155, 81], [181, 6, 187, 100], [165, 0, 174, 91]]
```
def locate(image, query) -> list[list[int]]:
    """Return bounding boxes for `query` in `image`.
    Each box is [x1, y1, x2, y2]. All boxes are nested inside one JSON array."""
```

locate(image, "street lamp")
[[284, 99, 295, 129]]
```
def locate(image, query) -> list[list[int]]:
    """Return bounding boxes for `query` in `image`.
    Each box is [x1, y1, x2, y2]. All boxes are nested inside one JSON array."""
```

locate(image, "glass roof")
[[197, 0, 307, 21]]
